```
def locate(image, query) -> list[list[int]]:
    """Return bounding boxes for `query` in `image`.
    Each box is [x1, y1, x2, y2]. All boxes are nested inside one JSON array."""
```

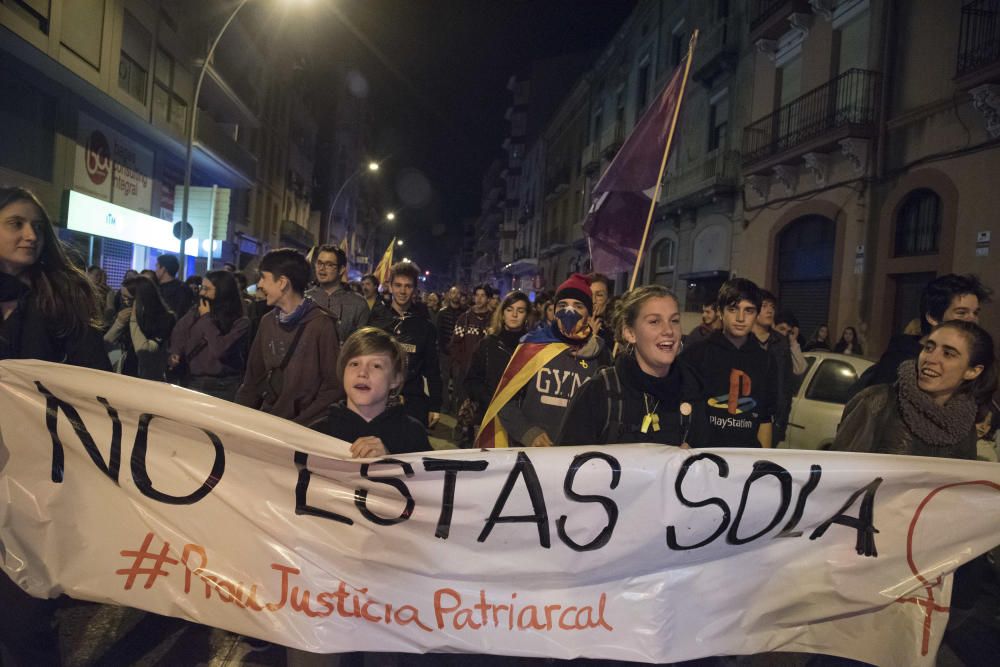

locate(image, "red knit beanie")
[[555, 273, 593, 313]]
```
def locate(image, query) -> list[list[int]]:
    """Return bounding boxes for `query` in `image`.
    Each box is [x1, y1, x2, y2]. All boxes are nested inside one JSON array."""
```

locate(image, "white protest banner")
[[1, 360, 999, 665]]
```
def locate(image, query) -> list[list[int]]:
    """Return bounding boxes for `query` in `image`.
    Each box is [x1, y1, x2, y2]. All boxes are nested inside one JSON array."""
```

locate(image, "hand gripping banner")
[[1, 360, 999, 664]]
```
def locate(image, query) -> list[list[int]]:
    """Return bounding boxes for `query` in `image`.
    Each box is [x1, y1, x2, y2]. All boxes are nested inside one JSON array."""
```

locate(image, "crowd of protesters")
[[2, 185, 999, 665]]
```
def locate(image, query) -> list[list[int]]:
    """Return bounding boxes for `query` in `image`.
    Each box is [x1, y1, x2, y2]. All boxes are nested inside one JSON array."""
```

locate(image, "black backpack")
[[597, 366, 626, 443]]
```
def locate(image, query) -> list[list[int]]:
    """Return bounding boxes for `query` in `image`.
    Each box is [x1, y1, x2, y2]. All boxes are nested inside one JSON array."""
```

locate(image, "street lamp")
[[385, 211, 396, 221], [178, 0, 255, 278], [396, 239, 404, 246], [325, 159, 383, 244]]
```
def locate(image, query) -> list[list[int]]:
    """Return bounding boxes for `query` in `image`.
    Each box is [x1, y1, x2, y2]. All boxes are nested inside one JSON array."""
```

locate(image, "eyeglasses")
[[316, 261, 340, 270]]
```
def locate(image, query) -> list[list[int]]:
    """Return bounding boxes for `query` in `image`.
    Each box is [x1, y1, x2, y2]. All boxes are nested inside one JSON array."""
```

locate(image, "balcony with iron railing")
[[742, 68, 881, 171], [749, 0, 812, 42], [956, 0, 1000, 87], [663, 150, 741, 207]]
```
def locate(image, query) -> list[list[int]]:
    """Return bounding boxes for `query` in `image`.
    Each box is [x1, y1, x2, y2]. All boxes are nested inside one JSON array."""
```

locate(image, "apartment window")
[[0, 71, 55, 181], [153, 48, 188, 135], [671, 30, 686, 67], [615, 87, 625, 128], [836, 10, 870, 75], [511, 111, 527, 136], [894, 189, 941, 257], [1, 0, 50, 32], [635, 59, 651, 121], [651, 237, 676, 288], [592, 108, 603, 142], [119, 11, 151, 103], [708, 90, 729, 151]]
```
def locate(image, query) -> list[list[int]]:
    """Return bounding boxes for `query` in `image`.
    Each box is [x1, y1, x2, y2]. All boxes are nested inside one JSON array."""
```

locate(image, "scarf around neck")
[[896, 359, 976, 447]]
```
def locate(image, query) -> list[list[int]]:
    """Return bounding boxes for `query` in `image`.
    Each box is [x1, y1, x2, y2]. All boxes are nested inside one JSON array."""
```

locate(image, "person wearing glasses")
[[305, 245, 369, 343]]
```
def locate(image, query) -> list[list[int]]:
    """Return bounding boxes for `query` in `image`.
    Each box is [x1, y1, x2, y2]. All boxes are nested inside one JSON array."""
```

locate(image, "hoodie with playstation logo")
[[680, 330, 777, 448]]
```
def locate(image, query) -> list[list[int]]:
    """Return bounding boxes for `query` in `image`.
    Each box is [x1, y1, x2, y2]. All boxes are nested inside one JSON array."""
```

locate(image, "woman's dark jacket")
[[464, 328, 523, 409], [0, 273, 110, 371], [832, 383, 977, 460], [557, 354, 704, 447]]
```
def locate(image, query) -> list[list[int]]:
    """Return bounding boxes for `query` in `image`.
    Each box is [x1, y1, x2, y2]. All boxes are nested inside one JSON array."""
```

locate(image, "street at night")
[[2, 1, 1000, 665]]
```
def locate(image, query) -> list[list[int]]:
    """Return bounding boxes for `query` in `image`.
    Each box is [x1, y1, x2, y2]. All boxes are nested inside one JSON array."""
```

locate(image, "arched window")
[[649, 237, 676, 288], [894, 189, 941, 257]]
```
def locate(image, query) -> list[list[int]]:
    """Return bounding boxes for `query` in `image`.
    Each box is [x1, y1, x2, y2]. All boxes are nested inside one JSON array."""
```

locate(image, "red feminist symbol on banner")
[[116, 532, 179, 590], [894, 480, 1000, 656]]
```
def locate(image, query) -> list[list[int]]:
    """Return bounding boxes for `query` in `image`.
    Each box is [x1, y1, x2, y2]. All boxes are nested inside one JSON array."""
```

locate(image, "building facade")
[[740, 0, 999, 353], [465, 0, 999, 353], [0, 0, 323, 281]]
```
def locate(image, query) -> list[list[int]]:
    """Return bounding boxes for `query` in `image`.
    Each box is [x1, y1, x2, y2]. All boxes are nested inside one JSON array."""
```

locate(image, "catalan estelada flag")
[[475, 326, 569, 448], [374, 238, 395, 285]]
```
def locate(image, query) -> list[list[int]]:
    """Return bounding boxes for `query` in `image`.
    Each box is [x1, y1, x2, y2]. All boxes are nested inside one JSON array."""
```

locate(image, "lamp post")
[[178, 0, 253, 279], [324, 160, 380, 245]]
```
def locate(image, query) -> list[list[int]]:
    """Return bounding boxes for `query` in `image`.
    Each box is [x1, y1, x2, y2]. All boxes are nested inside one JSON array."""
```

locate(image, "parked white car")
[[779, 351, 874, 451]]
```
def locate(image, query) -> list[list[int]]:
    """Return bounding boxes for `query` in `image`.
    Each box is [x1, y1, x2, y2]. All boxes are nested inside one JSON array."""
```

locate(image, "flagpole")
[[627, 29, 699, 293]]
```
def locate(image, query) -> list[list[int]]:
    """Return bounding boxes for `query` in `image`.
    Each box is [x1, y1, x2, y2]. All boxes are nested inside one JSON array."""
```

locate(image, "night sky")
[[288, 0, 637, 275]]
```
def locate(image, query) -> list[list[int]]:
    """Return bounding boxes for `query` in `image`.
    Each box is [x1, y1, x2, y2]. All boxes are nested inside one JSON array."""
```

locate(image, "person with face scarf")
[[475, 274, 611, 448]]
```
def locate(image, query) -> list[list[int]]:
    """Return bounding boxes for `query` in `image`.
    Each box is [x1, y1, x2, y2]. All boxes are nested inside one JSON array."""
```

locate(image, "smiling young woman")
[[833, 320, 997, 459], [0, 187, 108, 369], [557, 284, 704, 447]]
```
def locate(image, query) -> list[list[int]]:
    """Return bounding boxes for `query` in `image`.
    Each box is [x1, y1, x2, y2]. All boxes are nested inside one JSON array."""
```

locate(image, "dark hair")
[[759, 289, 777, 307], [0, 187, 103, 336], [612, 284, 679, 345], [474, 283, 494, 299], [259, 248, 310, 294], [234, 272, 248, 290], [87, 265, 107, 285], [920, 274, 993, 334], [122, 276, 175, 341], [204, 270, 244, 334], [929, 320, 997, 407], [490, 290, 531, 334], [156, 254, 180, 278], [774, 311, 797, 327], [140, 269, 158, 282], [811, 323, 830, 341], [978, 399, 999, 441], [185, 275, 203, 287], [337, 326, 407, 388], [223, 262, 237, 272], [717, 278, 762, 311], [389, 261, 420, 284], [315, 245, 347, 268], [586, 273, 610, 289], [834, 326, 863, 355], [361, 274, 377, 286]]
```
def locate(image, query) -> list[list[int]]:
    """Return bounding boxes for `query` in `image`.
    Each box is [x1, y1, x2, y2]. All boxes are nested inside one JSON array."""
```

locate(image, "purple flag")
[[584, 65, 685, 275]]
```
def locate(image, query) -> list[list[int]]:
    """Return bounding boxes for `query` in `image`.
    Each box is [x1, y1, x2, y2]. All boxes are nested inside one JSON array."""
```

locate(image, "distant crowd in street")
[[2, 185, 999, 665], [2, 181, 998, 503]]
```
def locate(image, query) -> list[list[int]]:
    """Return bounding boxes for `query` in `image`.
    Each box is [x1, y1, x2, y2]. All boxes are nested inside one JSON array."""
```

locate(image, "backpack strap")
[[600, 366, 625, 443]]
